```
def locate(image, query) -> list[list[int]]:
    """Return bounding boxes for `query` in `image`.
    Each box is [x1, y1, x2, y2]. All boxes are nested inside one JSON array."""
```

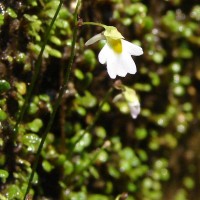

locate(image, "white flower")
[[128, 100, 140, 119], [85, 26, 143, 79], [113, 86, 141, 119], [123, 86, 140, 119]]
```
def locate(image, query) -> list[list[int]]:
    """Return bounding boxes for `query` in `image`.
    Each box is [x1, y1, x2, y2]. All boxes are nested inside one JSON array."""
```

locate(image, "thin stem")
[[82, 22, 106, 29], [70, 87, 113, 154], [14, 0, 64, 134], [23, 0, 81, 199]]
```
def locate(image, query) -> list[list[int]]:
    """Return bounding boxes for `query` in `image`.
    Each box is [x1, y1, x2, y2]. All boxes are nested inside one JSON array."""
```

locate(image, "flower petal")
[[98, 44, 118, 78], [115, 53, 137, 76], [98, 44, 110, 64], [105, 51, 137, 78], [122, 40, 143, 56], [129, 102, 140, 119], [121, 52, 137, 74], [115, 57, 127, 77], [85, 33, 105, 46], [99, 40, 139, 78], [106, 57, 117, 79], [106, 52, 127, 78]]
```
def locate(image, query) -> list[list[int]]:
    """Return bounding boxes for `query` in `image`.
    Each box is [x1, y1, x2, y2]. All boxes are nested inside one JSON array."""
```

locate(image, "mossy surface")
[[0, 0, 200, 199]]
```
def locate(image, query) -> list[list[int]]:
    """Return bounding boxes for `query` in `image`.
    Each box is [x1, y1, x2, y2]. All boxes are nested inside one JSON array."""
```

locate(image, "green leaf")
[[84, 49, 96, 69], [108, 165, 120, 178], [135, 128, 148, 140], [50, 35, 62, 46], [22, 133, 41, 153], [28, 102, 39, 115], [0, 80, 11, 93], [0, 14, 4, 26], [76, 91, 97, 108], [88, 194, 109, 200], [63, 161, 74, 175], [42, 160, 54, 172], [75, 69, 84, 80], [74, 132, 92, 152], [0, 109, 7, 121], [27, 118, 43, 132], [46, 46, 62, 58], [6, 185, 23, 200], [6, 8, 17, 18], [0, 169, 9, 179]]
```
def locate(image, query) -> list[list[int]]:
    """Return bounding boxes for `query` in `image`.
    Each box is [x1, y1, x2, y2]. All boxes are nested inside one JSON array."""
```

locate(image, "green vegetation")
[[0, 0, 199, 199]]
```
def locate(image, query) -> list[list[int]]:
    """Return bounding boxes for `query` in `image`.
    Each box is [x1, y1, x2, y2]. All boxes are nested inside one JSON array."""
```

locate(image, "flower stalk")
[[23, 0, 81, 199], [82, 21, 106, 28], [14, 0, 64, 135]]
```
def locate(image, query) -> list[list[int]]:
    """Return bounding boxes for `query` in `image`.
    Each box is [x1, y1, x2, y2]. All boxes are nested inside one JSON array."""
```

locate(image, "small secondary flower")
[[85, 25, 143, 79], [113, 85, 140, 119], [123, 86, 140, 119]]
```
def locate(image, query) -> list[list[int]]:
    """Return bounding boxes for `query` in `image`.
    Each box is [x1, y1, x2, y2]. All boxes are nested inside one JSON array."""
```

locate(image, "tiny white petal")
[[129, 101, 140, 119], [85, 33, 105, 46], [106, 51, 127, 78], [115, 59, 127, 77], [122, 40, 143, 56], [121, 52, 137, 74], [98, 44, 110, 64], [107, 57, 117, 79]]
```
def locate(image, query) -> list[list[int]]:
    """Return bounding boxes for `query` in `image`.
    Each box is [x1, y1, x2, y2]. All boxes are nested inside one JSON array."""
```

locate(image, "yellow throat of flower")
[[107, 38, 122, 54]]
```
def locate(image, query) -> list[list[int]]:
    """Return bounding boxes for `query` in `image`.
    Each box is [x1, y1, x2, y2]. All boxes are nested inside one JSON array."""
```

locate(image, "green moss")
[[0, 0, 199, 199]]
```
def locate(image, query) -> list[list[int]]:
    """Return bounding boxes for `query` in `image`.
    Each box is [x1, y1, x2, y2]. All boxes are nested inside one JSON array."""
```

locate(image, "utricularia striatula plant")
[[83, 22, 143, 79]]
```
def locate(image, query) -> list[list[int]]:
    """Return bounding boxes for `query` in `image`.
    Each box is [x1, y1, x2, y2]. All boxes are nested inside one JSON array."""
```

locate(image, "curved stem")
[[23, 0, 81, 199], [14, 0, 64, 134], [82, 22, 106, 29]]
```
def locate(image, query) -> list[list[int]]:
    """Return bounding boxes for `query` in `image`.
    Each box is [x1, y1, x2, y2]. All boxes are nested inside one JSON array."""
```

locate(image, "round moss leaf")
[[0, 80, 11, 93]]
